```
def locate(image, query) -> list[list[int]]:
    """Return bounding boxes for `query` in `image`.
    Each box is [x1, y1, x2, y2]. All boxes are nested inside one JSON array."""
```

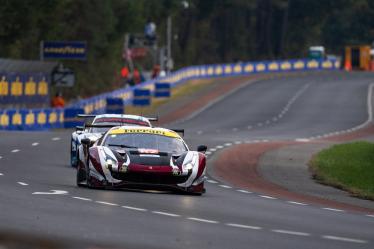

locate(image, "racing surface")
[[1, 71, 374, 249]]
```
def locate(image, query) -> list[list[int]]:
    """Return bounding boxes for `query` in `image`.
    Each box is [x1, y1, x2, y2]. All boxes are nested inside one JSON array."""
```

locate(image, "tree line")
[[0, 0, 373, 98]]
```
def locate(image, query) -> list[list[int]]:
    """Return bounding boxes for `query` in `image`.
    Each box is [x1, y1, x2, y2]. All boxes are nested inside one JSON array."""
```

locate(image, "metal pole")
[[166, 16, 172, 74], [40, 40, 44, 61]]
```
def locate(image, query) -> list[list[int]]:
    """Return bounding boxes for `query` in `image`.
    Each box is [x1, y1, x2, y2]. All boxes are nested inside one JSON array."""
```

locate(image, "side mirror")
[[76, 126, 84, 131], [81, 138, 91, 146], [197, 145, 207, 153]]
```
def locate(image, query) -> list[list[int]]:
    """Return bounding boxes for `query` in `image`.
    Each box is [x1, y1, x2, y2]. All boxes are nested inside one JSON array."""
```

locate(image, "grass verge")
[[310, 141, 374, 200]]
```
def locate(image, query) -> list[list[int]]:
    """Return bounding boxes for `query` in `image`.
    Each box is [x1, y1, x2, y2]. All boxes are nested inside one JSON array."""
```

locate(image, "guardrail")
[[0, 58, 340, 130]]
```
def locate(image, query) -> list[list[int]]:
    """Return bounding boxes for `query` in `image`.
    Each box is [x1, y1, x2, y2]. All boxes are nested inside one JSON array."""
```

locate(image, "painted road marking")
[[232, 128, 238, 131], [17, 182, 28, 186], [259, 195, 277, 199], [236, 189, 252, 194], [322, 235, 367, 244], [295, 138, 310, 142], [226, 223, 262, 230], [0, 173, 3, 176], [32, 142, 39, 146], [234, 141, 242, 144], [287, 201, 308, 206], [11, 149, 20, 153], [272, 229, 310, 236], [197, 131, 203, 135], [224, 143, 232, 146], [205, 151, 212, 155], [32, 190, 68, 195], [152, 211, 180, 217], [72, 197, 92, 201], [366, 214, 374, 218], [207, 180, 218, 184], [121, 206, 147, 212], [188, 217, 219, 224], [247, 126, 252, 129], [216, 145, 224, 149], [322, 208, 344, 212], [52, 137, 61, 141], [95, 201, 118, 206], [209, 148, 217, 152], [0, 156, 2, 159], [219, 185, 232, 189]]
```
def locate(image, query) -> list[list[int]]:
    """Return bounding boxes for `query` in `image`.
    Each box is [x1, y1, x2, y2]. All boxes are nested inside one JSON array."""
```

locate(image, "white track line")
[[322, 208, 344, 212], [52, 137, 61, 141], [121, 206, 147, 212], [366, 214, 374, 218], [322, 235, 367, 244], [72, 197, 92, 201], [219, 185, 232, 189], [0, 156, 2, 159], [95, 201, 118, 206], [224, 143, 232, 146], [216, 145, 224, 149], [234, 141, 242, 144], [11, 149, 20, 153], [17, 182, 28, 186], [207, 180, 218, 184], [272, 229, 310, 236], [226, 223, 262, 230], [287, 201, 308, 206], [259, 195, 277, 199], [187, 217, 219, 224], [0, 173, 3, 176], [152, 211, 180, 217], [205, 151, 212, 155], [236, 189, 252, 194], [31, 142, 39, 146]]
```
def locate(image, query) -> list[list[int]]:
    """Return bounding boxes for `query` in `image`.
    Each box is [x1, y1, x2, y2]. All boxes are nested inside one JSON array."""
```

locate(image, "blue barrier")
[[154, 83, 171, 98], [1, 58, 341, 130], [106, 98, 124, 114], [63, 108, 84, 128], [133, 89, 151, 106]]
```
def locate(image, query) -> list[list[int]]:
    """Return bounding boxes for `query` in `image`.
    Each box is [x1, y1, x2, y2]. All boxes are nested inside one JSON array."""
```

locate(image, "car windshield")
[[89, 122, 119, 134], [104, 133, 187, 154]]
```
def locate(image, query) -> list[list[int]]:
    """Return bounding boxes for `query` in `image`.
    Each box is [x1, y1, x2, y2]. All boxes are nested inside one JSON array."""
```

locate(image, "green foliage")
[[1, 0, 374, 98], [311, 141, 374, 200]]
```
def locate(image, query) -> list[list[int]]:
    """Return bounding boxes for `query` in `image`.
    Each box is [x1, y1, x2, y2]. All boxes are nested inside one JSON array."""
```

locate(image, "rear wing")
[[171, 129, 185, 136], [77, 114, 158, 123]]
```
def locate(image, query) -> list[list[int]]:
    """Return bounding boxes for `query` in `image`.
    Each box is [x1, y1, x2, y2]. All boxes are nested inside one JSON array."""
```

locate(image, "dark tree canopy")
[[0, 0, 372, 97]]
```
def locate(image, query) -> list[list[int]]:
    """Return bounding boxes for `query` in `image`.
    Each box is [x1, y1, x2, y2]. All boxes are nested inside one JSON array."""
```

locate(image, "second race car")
[[70, 114, 154, 167]]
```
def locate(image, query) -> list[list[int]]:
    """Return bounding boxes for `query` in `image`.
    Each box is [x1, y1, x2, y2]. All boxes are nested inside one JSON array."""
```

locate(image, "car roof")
[[108, 126, 182, 139]]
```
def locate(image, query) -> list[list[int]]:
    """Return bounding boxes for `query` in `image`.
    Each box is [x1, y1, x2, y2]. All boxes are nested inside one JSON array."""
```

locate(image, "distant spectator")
[[152, 64, 161, 79], [121, 66, 130, 86], [133, 68, 141, 84], [51, 92, 65, 108], [144, 19, 157, 45]]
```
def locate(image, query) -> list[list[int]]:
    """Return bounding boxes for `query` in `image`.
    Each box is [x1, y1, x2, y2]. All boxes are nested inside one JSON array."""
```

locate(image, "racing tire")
[[76, 166, 86, 187]]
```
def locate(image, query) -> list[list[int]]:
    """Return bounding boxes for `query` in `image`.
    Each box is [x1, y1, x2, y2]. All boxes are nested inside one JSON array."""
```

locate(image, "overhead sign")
[[41, 41, 87, 60]]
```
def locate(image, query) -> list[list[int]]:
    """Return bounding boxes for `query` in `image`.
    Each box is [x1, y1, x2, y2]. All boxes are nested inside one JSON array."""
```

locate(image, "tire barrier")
[[154, 83, 171, 98], [106, 98, 124, 114], [133, 89, 151, 106], [0, 58, 340, 131]]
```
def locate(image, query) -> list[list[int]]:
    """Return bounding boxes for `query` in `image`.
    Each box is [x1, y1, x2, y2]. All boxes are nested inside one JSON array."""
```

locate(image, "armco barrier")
[[0, 58, 340, 130]]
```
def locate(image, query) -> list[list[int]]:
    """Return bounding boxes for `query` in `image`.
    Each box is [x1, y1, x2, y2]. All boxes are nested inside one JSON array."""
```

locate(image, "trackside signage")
[[41, 41, 87, 60]]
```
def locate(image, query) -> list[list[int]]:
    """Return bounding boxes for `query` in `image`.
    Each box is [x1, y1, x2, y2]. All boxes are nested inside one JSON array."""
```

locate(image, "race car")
[[76, 126, 208, 194], [70, 114, 155, 167]]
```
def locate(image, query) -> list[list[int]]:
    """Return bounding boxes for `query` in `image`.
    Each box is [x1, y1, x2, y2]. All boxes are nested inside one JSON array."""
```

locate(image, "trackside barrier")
[[154, 83, 171, 98], [0, 58, 340, 130], [0, 108, 63, 130], [133, 89, 151, 106], [63, 108, 85, 128], [106, 98, 124, 114]]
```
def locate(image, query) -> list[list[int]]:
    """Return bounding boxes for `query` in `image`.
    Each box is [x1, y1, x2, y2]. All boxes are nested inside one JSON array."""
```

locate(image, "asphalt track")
[[1, 71, 374, 249]]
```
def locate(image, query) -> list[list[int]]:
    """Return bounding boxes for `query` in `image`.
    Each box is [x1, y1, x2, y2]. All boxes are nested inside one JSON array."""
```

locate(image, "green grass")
[[310, 141, 374, 200]]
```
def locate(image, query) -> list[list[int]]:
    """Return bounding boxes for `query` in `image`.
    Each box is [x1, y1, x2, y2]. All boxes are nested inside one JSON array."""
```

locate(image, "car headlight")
[[105, 159, 113, 169]]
